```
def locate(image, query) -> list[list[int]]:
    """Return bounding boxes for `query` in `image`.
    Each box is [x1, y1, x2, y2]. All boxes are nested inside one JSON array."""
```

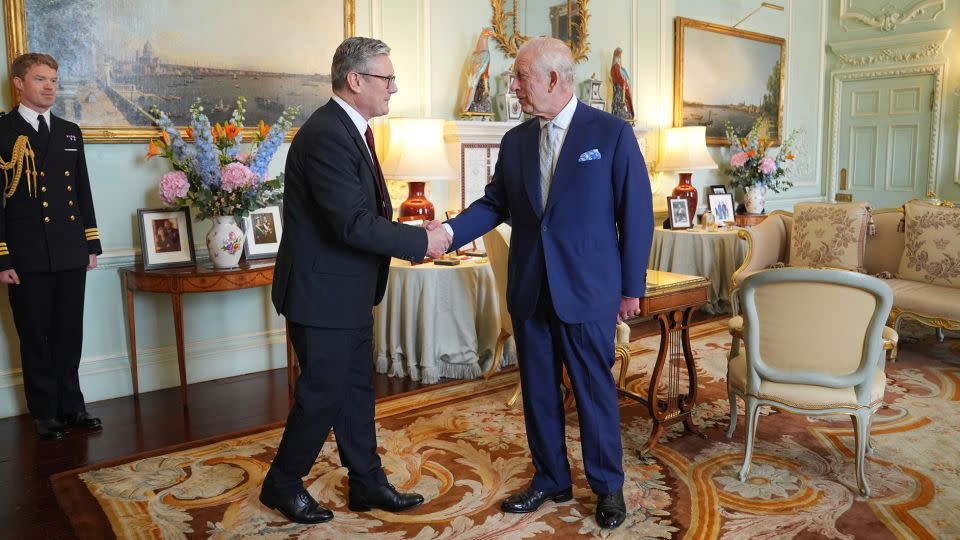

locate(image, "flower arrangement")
[[724, 118, 800, 194], [146, 96, 299, 221]]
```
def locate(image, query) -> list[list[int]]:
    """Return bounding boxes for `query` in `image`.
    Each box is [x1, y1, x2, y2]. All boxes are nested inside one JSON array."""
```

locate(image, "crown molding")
[[828, 29, 950, 68], [839, 0, 944, 32]]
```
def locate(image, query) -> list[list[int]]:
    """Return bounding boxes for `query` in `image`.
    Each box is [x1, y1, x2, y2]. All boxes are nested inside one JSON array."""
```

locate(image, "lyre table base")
[[618, 271, 710, 454]]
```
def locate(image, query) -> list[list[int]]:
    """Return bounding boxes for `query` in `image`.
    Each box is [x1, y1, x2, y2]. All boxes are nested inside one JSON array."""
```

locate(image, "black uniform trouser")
[[7, 267, 87, 419], [264, 320, 387, 496]]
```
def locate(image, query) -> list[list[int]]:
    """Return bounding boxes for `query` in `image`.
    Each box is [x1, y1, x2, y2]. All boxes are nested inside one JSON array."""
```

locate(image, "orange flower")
[[745, 150, 756, 158], [145, 139, 162, 159], [184, 127, 194, 139], [212, 123, 224, 140], [786, 152, 795, 160], [160, 130, 170, 145], [224, 123, 240, 140], [258, 120, 270, 139]]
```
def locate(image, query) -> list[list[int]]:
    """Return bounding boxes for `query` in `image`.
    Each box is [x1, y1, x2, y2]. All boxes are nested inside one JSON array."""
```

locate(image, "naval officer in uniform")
[[0, 53, 103, 440]]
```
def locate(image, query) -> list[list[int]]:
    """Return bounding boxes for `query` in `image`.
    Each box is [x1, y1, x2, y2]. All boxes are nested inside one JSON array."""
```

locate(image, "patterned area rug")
[[52, 320, 960, 539]]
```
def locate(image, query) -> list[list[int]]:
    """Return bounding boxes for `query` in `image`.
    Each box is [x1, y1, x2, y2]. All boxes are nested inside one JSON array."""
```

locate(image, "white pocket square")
[[65, 148, 78, 152], [578, 149, 601, 162]]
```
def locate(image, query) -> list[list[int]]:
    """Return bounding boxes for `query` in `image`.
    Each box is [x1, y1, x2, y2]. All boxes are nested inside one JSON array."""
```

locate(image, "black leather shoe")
[[259, 486, 333, 524], [34, 418, 65, 440], [60, 411, 102, 431], [348, 483, 424, 512], [501, 486, 573, 513], [596, 490, 626, 529]]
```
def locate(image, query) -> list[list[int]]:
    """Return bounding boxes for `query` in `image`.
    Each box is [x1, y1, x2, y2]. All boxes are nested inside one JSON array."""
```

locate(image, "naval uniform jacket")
[[0, 110, 102, 273]]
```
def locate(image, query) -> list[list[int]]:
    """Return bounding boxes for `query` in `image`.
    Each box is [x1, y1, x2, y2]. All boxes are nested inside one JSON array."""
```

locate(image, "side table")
[[120, 260, 293, 406], [735, 212, 768, 227]]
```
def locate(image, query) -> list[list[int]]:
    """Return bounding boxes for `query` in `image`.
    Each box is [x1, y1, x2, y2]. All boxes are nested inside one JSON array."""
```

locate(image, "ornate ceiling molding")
[[839, 0, 944, 32], [829, 29, 950, 68]]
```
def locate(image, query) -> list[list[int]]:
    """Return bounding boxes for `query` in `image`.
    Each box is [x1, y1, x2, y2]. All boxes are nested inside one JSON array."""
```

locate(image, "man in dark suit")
[[260, 37, 451, 525], [442, 37, 653, 529], [0, 53, 103, 440]]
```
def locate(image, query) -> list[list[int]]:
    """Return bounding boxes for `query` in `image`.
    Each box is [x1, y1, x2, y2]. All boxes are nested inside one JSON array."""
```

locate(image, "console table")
[[120, 260, 293, 406]]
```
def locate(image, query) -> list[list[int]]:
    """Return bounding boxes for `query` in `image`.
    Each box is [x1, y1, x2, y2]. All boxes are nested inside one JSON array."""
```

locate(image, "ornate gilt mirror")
[[490, 0, 590, 63]]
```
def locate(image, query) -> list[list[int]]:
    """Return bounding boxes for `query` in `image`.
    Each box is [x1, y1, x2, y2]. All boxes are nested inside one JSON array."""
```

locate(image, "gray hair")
[[518, 37, 575, 91], [331, 37, 391, 91]]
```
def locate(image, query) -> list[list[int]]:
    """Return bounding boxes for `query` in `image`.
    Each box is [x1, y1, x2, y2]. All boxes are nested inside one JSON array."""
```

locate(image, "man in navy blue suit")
[[438, 37, 653, 529]]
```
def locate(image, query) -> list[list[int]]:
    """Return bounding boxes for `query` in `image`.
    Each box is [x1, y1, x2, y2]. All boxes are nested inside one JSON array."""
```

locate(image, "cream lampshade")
[[381, 118, 456, 221], [657, 126, 717, 223]]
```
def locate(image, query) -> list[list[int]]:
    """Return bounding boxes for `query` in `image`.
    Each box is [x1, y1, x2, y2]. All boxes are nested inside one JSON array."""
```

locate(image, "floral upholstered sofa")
[[730, 200, 960, 359]]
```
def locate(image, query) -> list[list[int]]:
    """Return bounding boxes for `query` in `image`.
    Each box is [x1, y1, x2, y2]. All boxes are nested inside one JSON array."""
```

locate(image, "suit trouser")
[[513, 286, 624, 496], [7, 268, 87, 419], [264, 320, 388, 496]]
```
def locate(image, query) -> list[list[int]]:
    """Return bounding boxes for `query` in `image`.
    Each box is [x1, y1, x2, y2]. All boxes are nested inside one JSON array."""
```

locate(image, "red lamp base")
[[398, 181, 434, 221], [671, 172, 698, 223]]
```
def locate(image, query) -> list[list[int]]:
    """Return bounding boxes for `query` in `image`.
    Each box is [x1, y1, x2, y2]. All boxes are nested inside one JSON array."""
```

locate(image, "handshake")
[[424, 220, 453, 259]]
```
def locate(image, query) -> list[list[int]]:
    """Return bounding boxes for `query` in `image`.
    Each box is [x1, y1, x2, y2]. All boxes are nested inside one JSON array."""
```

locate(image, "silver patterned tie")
[[539, 122, 556, 210]]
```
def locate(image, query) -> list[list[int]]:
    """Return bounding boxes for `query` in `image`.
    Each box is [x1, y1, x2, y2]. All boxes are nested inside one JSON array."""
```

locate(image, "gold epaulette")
[[0, 135, 38, 204]]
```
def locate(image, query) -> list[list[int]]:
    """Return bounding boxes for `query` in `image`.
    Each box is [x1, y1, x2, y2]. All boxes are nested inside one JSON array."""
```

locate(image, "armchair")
[[725, 268, 893, 497]]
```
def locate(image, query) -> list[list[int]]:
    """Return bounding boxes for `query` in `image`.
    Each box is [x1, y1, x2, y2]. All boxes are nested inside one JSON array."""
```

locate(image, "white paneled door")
[[837, 74, 934, 209]]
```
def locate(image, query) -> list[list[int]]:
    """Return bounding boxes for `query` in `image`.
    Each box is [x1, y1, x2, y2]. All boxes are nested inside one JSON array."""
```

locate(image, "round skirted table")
[[648, 226, 747, 314], [373, 257, 515, 384]]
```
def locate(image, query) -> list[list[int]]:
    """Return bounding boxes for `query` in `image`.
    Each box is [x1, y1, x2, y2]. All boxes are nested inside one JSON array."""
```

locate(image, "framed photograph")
[[674, 17, 785, 146], [241, 205, 283, 260], [709, 184, 727, 195], [4, 0, 356, 142], [708, 193, 736, 224], [137, 207, 196, 270], [667, 196, 693, 229]]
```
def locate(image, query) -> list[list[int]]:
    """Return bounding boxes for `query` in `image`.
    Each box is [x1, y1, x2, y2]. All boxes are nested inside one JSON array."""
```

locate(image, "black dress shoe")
[[34, 418, 65, 440], [259, 486, 333, 524], [60, 411, 102, 431], [348, 483, 424, 512], [596, 490, 626, 529], [501, 486, 573, 513]]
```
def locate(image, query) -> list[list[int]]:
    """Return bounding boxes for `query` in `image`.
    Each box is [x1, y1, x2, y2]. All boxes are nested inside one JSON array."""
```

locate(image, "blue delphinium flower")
[[248, 107, 298, 180], [189, 103, 222, 189]]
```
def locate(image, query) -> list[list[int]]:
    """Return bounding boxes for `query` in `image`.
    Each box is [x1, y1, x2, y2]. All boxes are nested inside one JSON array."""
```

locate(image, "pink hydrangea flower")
[[236, 153, 252, 164], [759, 156, 777, 174], [220, 162, 259, 192], [730, 152, 749, 167], [159, 170, 189, 205]]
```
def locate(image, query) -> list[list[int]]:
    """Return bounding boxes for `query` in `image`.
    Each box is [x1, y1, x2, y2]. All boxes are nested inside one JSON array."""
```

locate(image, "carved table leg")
[[171, 292, 188, 407], [124, 283, 139, 396]]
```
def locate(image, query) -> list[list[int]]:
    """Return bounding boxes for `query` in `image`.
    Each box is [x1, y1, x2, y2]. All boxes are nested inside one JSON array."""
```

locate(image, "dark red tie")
[[364, 126, 389, 217]]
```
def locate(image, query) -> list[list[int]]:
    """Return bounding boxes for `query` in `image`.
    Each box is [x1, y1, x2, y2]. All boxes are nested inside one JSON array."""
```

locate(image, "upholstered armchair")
[[725, 268, 893, 498], [481, 224, 631, 408]]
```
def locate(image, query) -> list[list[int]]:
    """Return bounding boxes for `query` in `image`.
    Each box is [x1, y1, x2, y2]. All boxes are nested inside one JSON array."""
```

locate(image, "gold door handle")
[[839, 168, 848, 191]]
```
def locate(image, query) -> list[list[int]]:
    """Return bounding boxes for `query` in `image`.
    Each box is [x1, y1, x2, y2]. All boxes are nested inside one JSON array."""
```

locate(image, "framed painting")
[[137, 207, 195, 270], [673, 17, 785, 146], [241, 205, 283, 260], [3, 0, 356, 143]]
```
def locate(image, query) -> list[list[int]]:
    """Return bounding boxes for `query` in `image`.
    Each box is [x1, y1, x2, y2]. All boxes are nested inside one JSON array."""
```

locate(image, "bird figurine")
[[460, 27, 495, 118], [610, 47, 634, 123]]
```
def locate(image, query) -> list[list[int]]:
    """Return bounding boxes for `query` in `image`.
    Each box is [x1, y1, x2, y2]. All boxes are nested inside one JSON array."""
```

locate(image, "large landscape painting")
[[674, 17, 785, 146], [6, 0, 352, 141]]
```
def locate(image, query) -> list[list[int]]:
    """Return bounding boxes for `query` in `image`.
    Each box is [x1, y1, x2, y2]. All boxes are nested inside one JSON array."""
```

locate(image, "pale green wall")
[[0, 0, 829, 418], [824, 0, 960, 205]]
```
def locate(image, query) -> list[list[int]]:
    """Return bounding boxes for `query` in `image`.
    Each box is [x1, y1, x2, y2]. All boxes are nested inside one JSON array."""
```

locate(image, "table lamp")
[[657, 126, 717, 223], [382, 118, 456, 221]]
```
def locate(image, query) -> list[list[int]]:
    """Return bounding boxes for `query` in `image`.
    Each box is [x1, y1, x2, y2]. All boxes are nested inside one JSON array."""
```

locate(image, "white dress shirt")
[[331, 95, 375, 162], [17, 104, 52, 133]]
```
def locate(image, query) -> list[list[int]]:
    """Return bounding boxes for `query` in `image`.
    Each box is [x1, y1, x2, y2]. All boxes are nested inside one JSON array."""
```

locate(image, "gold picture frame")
[[2, 0, 356, 143], [673, 17, 785, 146], [490, 0, 590, 63]]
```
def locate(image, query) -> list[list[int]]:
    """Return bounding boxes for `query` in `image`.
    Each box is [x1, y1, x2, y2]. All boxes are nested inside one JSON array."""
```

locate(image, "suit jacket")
[[0, 110, 101, 273], [447, 101, 653, 323], [272, 99, 427, 328]]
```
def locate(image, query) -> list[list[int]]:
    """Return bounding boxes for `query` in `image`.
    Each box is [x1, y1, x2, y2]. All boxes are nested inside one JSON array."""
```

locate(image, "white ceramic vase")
[[206, 215, 244, 268], [743, 185, 767, 214]]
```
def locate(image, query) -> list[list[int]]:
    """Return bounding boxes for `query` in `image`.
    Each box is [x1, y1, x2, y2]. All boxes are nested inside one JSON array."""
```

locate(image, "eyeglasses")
[[357, 72, 397, 86]]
